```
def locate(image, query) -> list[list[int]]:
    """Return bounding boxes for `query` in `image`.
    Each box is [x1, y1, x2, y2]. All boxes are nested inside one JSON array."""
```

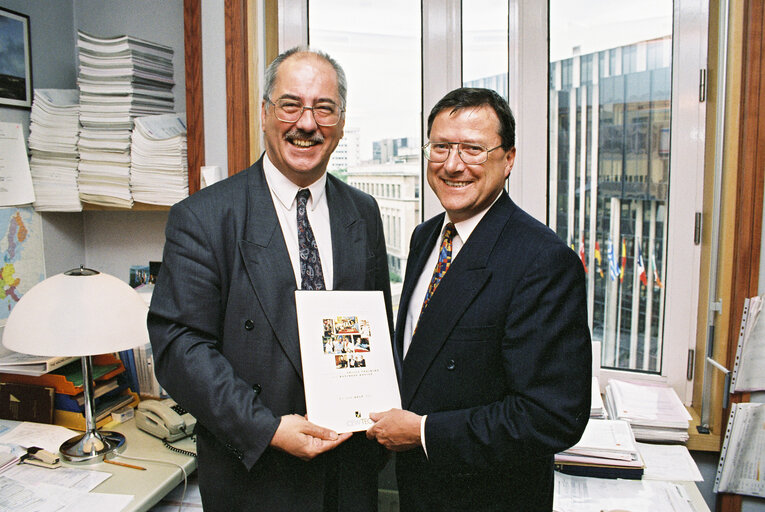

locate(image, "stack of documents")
[[590, 376, 607, 419], [27, 89, 82, 211], [555, 419, 644, 479], [76, 31, 175, 207], [605, 379, 691, 443], [130, 113, 188, 205]]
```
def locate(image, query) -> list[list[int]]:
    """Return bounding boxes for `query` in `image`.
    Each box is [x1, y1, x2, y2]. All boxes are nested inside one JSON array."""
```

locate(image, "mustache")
[[285, 128, 324, 144]]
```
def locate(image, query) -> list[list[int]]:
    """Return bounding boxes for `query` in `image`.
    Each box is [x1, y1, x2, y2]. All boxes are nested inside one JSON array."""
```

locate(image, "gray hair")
[[263, 46, 347, 109]]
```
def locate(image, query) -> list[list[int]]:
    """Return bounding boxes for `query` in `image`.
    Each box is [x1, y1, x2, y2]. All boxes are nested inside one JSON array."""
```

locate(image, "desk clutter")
[[0, 354, 141, 430], [24, 31, 188, 212]]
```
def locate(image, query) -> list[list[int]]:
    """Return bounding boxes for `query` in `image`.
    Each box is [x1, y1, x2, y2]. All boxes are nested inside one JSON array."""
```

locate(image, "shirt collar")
[[445, 190, 504, 242], [263, 153, 328, 211]]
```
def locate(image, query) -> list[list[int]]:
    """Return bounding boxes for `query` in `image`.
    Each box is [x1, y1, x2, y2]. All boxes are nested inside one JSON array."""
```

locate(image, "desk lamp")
[[1, 266, 149, 463]]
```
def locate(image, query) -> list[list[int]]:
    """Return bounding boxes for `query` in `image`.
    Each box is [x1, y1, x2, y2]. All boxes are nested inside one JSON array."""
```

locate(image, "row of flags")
[[573, 236, 663, 289]]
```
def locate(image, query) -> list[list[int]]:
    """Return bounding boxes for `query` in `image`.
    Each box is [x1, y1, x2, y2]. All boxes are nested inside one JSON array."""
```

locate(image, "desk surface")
[[87, 419, 197, 512]]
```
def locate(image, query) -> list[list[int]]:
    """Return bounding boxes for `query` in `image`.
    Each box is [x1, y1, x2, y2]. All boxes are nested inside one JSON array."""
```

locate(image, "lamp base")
[[60, 430, 126, 463]]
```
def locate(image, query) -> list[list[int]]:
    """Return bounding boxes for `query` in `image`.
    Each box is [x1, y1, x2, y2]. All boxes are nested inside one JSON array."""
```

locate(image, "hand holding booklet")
[[296, 291, 401, 433]]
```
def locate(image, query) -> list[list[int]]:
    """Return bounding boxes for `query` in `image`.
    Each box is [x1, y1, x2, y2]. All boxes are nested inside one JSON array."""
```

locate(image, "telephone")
[[135, 398, 196, 442]]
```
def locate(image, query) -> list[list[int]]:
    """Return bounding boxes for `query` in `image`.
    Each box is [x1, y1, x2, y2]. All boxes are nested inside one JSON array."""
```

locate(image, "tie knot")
[[296, 188, 311, 206], [443, 222, 456, 240]]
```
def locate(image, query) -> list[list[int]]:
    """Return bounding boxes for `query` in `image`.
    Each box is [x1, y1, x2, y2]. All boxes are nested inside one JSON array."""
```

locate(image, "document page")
[[732, 296, 765, 392], [0, 123, 35, 206], [296, 290, 400, 433], [715, 402, 765, 497]]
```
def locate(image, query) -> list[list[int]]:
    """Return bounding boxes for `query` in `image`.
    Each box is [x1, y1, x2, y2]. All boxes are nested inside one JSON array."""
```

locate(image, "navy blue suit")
[[394, 192, 591, 511], [148, 158, 392, 511]]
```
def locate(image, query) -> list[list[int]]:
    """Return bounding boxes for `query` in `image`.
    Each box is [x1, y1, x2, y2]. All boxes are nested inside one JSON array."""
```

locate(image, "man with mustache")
[[149, 47, 393, 511], [367, 88, 591, 511]]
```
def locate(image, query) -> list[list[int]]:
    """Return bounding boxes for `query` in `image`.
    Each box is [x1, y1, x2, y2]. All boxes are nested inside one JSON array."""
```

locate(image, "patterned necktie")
[[296, 189, 326, 290], [419, 222, 456, 316]]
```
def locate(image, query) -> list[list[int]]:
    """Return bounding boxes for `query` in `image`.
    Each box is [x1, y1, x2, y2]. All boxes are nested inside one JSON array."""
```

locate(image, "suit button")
[[446, 359, 456, 370], [252, 383, 262, 395], [244, 319, 254, 330]]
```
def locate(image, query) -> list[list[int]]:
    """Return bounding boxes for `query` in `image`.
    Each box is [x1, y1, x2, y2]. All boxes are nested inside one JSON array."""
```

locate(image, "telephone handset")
[[135, 398, 196, 442]]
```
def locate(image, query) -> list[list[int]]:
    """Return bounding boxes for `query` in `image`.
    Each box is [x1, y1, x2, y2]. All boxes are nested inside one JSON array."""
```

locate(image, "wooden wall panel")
[[183, 0, 204, 195]]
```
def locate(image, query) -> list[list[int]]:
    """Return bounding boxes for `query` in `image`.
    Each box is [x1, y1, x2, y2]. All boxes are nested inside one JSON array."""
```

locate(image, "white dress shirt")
[[262, 154, 334, 290]]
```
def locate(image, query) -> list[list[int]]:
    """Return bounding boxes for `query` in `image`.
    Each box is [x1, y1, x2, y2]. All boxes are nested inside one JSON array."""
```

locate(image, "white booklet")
[[296, 290, 401, 433]]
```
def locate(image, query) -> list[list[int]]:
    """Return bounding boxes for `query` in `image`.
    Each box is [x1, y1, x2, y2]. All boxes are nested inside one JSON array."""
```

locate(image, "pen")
[[103, 459, 146, 470]]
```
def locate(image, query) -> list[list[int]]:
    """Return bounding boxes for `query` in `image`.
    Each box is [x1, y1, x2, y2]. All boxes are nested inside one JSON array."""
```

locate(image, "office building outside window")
[[549, 0, 673, 373]]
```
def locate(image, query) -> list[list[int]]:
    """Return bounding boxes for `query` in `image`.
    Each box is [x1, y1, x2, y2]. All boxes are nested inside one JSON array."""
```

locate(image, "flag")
[[579, 236, 588, 273], [620, 238, 627, 283], [608, 239, 619, 281], [637, 243, 647, 286], [594, 241, 604, 277], [652, 253, 663, 289]]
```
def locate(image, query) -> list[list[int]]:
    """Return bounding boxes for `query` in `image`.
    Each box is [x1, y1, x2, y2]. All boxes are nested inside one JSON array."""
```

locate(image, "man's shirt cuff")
[[420, 414, 428, 458]]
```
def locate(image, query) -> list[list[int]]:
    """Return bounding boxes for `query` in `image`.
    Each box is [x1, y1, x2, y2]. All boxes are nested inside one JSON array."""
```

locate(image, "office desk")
[[85, 419, 197, 512]]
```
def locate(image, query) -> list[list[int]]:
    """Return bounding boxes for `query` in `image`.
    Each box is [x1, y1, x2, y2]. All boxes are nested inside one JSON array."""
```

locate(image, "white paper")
[[296, 290, 401, 433], [0, 422, 77, 454], [731, 296, 765, 392], [715, 402, 765, 497], [0, 477, 131, 512], [0, 123, 35, 207], [553, 472, 696, 512], [637, 442, 703, 481]]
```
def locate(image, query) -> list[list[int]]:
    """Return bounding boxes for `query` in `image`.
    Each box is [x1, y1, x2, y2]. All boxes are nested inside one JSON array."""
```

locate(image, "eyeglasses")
[[422, 141, 503, 165], [266, 98, 344, 127]]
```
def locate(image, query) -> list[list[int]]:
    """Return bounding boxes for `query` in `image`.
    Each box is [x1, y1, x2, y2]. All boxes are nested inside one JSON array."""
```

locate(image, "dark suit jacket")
[[148, 157, 393, 511], [394, 192, 591, 511]]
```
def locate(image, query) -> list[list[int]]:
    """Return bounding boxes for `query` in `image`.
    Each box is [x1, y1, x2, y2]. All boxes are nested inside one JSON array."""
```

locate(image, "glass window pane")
[[549, 0, 673, 373], [309, 1, 422, 311], [462, 0, 508, 99]]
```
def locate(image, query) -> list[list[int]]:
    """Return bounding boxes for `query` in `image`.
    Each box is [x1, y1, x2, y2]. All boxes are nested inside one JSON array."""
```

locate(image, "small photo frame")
[[0, 7, 32, 108]]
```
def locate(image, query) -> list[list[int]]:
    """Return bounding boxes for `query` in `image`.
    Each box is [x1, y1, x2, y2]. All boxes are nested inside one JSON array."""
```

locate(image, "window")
[[283, 0, 707, 400], [547, 0, 707, 399], [308, 0, 422, 305]]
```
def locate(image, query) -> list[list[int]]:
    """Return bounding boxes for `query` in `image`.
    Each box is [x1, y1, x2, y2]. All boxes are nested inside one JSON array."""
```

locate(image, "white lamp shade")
[[2, 269, 149, 356]]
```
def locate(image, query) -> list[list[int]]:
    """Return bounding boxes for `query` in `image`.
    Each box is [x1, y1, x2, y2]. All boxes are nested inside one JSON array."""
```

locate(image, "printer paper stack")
[[130, 113, 188, 206], [27, 89, 82, 211], [76, 31, 175, 207], [605, 379, 691, 443]]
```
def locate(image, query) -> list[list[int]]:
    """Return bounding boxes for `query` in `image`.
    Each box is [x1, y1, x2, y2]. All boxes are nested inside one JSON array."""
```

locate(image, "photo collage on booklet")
[[322, 316, 372, 370]]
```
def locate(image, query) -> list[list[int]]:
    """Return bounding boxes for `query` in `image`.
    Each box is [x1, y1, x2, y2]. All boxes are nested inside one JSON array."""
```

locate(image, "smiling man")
[[148, 47, 392, 511], [366, 88, 592, 511]]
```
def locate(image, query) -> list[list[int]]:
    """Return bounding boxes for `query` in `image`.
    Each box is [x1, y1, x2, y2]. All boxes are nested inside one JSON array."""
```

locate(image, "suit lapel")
[[326, 175, 367, 290], [401, 193, 513, 408], [393, 215, 443, 360], [238, 161, 303, 379]]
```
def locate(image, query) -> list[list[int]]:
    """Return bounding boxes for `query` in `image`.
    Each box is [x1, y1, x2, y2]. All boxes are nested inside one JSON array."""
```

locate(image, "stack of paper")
[[130, 113, 188, 205], [590, 376, 607, 419], [605, 379, 691, 443], [27, 89, 82, 211], [76, 31, 175, 208], [555, 419, 644, 479]]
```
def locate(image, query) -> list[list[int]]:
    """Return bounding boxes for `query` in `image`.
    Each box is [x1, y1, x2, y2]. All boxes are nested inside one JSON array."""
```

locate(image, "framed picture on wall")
[[0, 7, 32, 108]]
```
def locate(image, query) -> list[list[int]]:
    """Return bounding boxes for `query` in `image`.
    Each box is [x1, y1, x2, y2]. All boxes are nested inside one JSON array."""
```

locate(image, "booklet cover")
[[296, 290, 401, 433]]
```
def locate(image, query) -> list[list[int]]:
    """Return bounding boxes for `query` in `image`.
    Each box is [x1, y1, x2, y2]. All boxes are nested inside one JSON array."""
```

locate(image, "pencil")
[[103, 458, 146, 470]]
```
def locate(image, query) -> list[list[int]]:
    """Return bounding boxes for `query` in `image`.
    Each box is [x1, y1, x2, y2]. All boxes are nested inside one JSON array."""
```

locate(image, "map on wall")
[[0, 207, 45, 326]]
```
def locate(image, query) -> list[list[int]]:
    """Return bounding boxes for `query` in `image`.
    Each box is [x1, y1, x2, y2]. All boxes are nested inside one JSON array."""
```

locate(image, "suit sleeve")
[[148, 200, 280, 470], [423, 242, 591, 469], [370, 198, 394, 337]]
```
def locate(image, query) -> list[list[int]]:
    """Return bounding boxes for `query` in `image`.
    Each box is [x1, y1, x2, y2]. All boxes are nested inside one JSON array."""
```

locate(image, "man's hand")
[[270, 414, 352, 461], [366, 408, 422, 452]]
